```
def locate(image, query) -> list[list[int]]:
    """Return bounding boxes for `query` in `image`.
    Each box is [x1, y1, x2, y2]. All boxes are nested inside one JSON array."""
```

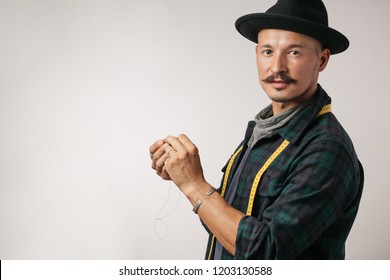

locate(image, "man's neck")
[[272, 102, 297, 116]]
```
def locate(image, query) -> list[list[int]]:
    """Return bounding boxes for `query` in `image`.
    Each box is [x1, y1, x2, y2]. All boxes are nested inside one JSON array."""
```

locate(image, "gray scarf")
[[248, 101, 313, 147]]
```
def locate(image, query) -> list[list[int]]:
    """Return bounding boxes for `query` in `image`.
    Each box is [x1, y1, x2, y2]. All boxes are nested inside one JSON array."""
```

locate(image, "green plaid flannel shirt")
[[205, 85, 364, 259]]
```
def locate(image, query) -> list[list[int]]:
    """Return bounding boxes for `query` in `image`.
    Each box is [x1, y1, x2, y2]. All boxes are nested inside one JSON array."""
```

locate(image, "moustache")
[[263, 73, 297, 84]]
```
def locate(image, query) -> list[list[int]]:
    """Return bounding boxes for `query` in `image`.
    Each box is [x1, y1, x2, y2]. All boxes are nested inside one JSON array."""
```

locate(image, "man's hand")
[[149, 139, 172, 180], [149, 134, 206, 195], [163, 134, 206, 194]]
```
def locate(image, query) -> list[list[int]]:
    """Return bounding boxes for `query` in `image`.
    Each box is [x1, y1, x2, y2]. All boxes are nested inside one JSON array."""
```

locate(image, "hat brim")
[[235, 13, 349, 55]]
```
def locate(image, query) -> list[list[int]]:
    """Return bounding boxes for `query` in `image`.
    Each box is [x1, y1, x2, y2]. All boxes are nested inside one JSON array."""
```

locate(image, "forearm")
[[184, 181, 245, 256]]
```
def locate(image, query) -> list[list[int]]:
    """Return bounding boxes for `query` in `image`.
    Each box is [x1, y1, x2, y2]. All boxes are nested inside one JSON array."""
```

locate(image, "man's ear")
[[319, 48, 331, 72]]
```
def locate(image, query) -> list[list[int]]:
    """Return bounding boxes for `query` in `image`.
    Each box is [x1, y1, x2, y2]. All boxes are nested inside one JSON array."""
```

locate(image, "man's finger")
[[164, 135, 185, 154], [149, 139, 164, 156], [177, 134, 198, 154]]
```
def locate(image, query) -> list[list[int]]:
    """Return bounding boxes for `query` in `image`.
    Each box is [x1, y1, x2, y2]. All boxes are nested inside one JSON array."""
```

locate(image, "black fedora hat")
[[235, 0, 349, 54]]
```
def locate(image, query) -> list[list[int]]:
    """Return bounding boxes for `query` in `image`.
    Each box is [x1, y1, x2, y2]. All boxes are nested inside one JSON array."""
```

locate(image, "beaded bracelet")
[[192, 187, 217, 214]]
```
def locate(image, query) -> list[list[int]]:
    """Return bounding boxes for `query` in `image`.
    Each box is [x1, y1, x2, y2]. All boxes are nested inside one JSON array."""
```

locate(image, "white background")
[[0, 0, 389, 259]]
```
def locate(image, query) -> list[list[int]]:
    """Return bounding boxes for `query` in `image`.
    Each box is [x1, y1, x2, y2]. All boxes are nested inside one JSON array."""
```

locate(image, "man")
[[149, 0, 363, 260]]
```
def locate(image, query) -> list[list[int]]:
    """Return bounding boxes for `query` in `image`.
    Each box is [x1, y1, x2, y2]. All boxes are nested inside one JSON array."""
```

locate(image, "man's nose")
[[271, 53, 287, 74]]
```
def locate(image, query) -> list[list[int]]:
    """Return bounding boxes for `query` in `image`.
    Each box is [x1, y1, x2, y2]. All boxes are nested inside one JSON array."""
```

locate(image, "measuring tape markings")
[[246, 139, 290, 216]]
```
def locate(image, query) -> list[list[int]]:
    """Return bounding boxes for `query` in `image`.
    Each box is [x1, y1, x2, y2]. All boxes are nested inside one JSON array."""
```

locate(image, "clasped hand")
[[149, 134, 206, 194]]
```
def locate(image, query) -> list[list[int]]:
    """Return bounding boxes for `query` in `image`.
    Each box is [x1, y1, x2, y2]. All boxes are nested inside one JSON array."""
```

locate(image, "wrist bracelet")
[[193, 187, 217, 214], [192, 200, 202, 214]]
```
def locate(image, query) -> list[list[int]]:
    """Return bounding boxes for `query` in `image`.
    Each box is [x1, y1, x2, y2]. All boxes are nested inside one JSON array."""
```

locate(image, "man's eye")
[[289, 50, 300, 56], [262, 49, 272, 55]]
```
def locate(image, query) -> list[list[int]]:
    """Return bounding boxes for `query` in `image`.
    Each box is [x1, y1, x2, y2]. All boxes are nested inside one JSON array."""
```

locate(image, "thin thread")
[[154, 181, 181, 239]]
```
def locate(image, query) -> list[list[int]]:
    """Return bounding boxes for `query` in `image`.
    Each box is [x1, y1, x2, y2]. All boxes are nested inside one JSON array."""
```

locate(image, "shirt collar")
[[279, 84, 332, 144]]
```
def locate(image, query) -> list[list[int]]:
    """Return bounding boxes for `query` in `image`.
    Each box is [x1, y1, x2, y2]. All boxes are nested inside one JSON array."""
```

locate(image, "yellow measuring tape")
[[246, 139, 289, 215], [220, 146, 244, 197], [207, 104, 331, 259], [317, 104, 331, 118]]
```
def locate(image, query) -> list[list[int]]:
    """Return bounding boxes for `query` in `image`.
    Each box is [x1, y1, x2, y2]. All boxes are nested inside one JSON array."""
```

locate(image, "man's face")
[[256, 29, 330, 112]]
